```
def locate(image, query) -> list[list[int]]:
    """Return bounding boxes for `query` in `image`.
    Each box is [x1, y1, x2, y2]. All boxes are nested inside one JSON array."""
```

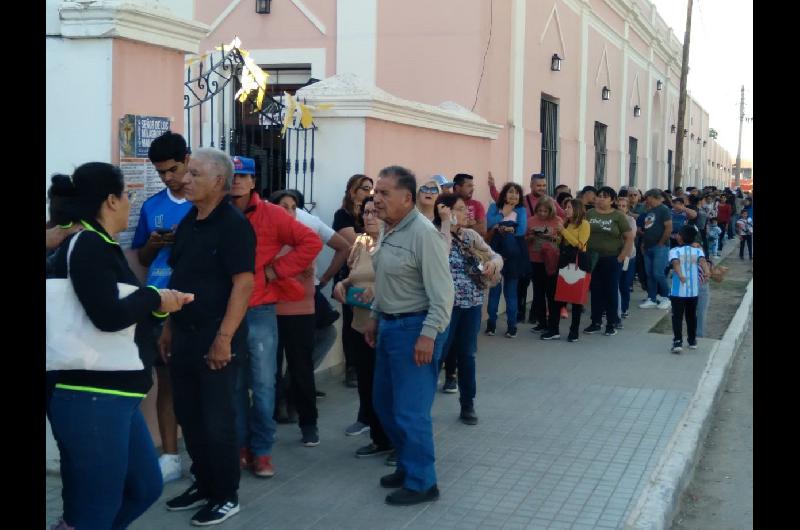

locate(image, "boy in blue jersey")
[[131, 131, 193, 482], [668, 225, 708, 354]]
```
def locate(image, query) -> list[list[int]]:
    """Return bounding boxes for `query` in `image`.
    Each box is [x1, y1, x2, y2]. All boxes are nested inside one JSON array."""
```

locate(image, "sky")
[[651, 0, 753, 164]]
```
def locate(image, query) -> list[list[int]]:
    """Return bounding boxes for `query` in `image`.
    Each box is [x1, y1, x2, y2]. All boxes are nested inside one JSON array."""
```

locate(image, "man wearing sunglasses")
[[131, 131, 193, 484]]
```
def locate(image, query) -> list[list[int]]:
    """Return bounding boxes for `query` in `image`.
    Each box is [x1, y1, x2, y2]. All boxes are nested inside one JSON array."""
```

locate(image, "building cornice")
[[297, 73, 503, 140], [59, 1, 209, 54]]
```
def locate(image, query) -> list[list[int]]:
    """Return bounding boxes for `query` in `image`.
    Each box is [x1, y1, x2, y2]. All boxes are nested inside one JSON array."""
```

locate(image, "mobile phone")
[[155, 228, 173, 235]]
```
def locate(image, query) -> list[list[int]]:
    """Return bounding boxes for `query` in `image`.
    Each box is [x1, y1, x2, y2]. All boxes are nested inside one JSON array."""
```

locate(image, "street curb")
[[623, 276, 753, 530]]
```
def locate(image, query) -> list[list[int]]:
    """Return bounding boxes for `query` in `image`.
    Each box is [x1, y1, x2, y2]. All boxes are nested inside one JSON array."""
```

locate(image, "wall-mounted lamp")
[[697, 137, 701, 145], [684, 129, 688, 137], [703, 140, 707, 147], [602, 86, 611, 101], [671, 125, 676, 133], [633, 105, 641, 117], [551, 54, 562, 71], [256, 0, 271, 14], [657, 80, 663, 91]]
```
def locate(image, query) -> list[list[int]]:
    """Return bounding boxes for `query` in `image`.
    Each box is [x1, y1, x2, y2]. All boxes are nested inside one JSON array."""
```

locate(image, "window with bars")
[[628, 137, 638, 188], [540, 98, 558, 192], [594, 122, 607, 187]]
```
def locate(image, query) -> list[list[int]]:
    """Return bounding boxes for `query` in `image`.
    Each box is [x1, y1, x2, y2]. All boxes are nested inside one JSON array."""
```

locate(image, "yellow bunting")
[[282, 92, 297, 136]]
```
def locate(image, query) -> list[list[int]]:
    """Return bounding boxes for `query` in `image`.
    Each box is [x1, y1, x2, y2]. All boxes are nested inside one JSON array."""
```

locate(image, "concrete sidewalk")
[[45, 251, 746, 530]]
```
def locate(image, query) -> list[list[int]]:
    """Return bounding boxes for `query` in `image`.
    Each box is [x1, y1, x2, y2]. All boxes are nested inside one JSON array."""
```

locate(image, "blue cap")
[[431, 174, 453, 188], [231, 156, 256, 175]]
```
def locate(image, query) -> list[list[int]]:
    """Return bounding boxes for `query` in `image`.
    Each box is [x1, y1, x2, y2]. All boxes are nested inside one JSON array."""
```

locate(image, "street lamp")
[[255, 0, 271, 14], [633, 105, 641, 117], [551, 54, 562, 71], [657, 80, 663, 91], [602, 86, 611, 101]]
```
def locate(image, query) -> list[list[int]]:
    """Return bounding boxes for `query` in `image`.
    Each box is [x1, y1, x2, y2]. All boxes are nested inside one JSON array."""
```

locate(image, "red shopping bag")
[[555, 259, 591, 305]]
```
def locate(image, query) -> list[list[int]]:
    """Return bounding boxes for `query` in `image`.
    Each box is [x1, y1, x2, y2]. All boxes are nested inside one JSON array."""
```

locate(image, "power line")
[[472, 0, 493, 112]]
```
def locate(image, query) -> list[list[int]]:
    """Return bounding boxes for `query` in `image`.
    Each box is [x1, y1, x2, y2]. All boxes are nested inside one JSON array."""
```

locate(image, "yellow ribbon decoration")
[[282, 92, 298, 136]]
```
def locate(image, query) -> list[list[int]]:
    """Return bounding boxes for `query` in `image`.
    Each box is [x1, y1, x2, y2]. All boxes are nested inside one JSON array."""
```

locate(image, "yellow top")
[[560, 220, 590, 251]]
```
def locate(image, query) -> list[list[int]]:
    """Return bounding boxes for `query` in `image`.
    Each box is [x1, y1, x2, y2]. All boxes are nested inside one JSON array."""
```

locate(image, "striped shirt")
[[669, 246, 705, 298]]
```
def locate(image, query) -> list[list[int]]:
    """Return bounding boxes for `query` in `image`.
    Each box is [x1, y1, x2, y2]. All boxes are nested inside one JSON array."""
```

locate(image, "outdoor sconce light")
[[697, 137, 701, 145], [255, 0, 271, 14], [657, 80, 663, 91], [602, 86, 611, 100], [633, 105, 641, 117], [671, 125, 676, 133], [684, 129, 688, 137], [551, 54, 562, 71], [703, 140, 707, 147]]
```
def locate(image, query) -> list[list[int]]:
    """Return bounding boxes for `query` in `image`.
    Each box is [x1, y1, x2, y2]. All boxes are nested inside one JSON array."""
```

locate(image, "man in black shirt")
[[160, 148, 255, 526]]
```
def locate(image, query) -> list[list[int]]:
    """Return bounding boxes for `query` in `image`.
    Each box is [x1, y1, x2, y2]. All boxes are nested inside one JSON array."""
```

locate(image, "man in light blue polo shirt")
[[131, 131, 193, 483]]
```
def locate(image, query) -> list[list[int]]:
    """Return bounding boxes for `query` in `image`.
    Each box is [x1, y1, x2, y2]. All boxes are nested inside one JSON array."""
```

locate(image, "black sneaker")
[[531, 323, 547, 333], [688, 341, 698, 350], [541, 331, 560, 340], [671, 340, 683, 354], [315, 390, 326, 399], [485, 321, 496, 336], [301, 426, 320, 447], [380, 469, 406, 488], [567, 329, 579, 342], [621, 311, 630, 319], [442, 377, 458, 394], [505, 327, 517, 338], [385, 449, 398, 467], [459, 407, 478, 425], [386, 486, 440, 506], [583, 323, 602, 334], [190, 498, 240, 526], [356, 443, 393, 458], [604, 326, 618, 336], [166, 483, 208, 512]]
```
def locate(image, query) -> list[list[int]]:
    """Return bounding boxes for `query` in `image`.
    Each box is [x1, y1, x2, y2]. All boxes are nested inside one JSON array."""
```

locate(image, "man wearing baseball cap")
[[228, 155, 323, 477]]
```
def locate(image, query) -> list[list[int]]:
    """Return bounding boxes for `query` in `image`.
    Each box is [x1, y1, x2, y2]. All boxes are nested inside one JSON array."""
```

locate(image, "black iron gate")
[[183, 46, 318, 210]]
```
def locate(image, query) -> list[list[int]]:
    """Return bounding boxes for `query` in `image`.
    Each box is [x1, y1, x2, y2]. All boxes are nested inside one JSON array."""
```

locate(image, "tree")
[[673, 0, 693, 189]]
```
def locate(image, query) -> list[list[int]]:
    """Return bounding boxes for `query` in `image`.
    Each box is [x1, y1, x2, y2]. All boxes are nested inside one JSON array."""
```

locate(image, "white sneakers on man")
[[639, 300, 658, 309], [657, 298, 671, 310], [159, 453, 182, 483]]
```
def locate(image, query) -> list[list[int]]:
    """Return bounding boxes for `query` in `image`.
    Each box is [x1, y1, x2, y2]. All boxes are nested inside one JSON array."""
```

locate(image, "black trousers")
[[352, 330, 391, 448], [531, 262, 552, 326], [277, 314, 318, 428], [739, 235, 753, 258], [171, 328, 241, 502], [542, 272, 558, 332], [551, 301, 583, 334], [443, 341, 457, 379], [340, 305, 359, 371], [670, 296, 698, 343]]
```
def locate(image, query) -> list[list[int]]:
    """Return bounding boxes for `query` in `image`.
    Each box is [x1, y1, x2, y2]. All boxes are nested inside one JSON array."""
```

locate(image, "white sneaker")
[[657, 299, 671, 310], [639, 300, 658, 309], [159, 454, 182, 483]]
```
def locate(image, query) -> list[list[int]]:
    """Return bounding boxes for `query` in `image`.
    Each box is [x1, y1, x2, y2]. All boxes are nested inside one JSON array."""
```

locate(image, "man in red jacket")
[[228, 156, 323, 478]]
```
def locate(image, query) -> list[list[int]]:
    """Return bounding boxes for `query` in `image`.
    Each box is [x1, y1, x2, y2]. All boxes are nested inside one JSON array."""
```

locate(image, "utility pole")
[[734, 85, 744, 188], [673, 0, 693, 190]]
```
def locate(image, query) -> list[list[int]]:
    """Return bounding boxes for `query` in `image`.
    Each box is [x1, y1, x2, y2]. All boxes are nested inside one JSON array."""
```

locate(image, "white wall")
[[46, 37, 113, 196]]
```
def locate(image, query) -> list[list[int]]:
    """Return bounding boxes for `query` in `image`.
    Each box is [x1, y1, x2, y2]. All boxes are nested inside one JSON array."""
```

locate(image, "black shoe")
[[190, 498, 240, 526], [166, 483, 209, 512], [671, 339, 683, 354], [583, 323, 602, 334], [442, 376, 458, 394], [345, 367, 358, 388], [386, 486, 440, 506], [380, 469, 406, 488], [385, 450, 398, 467], [541, 331, 560, 340], [688, 341, 698, 350], [315, 390, 326, 399], [301, 426, 320, 447], [485, 321, 496, 336], [531, 323, 547, 333], [504, 327, 517, 338], [567, 329, 579, 342], [459, 407, 478, 425], [356, 443, 393, 458], [604, 326, 618, 336]]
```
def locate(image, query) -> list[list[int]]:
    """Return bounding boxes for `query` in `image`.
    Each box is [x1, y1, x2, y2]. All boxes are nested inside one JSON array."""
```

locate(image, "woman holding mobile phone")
[[332, 197, 393, 459]]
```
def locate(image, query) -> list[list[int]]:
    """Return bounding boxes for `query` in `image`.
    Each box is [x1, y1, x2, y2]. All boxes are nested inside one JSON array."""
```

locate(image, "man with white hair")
[[159, 148, 256, 526]]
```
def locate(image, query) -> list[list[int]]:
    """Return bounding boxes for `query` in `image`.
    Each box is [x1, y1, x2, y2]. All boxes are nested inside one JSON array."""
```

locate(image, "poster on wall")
[[118, 114, 171, 248]]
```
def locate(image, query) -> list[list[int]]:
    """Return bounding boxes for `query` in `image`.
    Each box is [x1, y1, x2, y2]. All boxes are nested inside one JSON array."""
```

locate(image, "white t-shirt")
[[295, 208, 336, 285], [669, 246, 705, 298]]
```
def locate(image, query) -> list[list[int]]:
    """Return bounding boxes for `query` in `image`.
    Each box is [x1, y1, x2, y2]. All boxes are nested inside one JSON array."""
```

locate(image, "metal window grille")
[[628, 137, 638, 188], [540, 98, 558, 192], [594, 122, 607, 187]]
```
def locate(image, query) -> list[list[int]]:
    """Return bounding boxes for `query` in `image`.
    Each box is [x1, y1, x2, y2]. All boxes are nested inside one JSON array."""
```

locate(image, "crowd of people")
[[45, 130, 754, 528]]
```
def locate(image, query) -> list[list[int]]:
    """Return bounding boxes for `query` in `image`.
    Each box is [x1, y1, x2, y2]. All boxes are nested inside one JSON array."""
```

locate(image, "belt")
[[380, 310, 427, 320]]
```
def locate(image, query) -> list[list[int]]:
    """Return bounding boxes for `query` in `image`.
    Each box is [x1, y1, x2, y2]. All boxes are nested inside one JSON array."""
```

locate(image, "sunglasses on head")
[[358, 184, 373, 192], [419, 186, 440, 194]]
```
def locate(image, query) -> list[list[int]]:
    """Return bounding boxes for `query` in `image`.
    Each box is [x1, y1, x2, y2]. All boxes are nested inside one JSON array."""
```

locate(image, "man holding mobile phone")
[[131, 131, 193, 484]]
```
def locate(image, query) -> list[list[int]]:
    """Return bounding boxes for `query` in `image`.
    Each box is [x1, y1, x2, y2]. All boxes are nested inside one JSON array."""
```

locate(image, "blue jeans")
[[590, 256, 622, 327], [235, 304, 278, 456], [644, 245, 670, 302], [441, 305, 482, 408], [696, 282, 710, 338], [373, 313, 446, 492], [487, 277, 519, 329], [49, 389, 162, 529], [619, 255, 637, 313]]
